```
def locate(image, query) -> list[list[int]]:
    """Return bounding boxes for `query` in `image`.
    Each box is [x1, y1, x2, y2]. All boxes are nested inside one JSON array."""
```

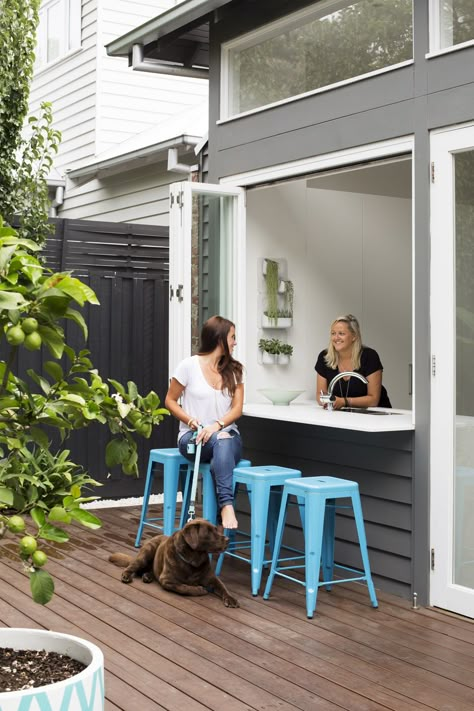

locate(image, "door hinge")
[[431, 161, 435, 183], [170, 190, 184, 208], [169, 285, 174, 301], [431, 548, 435, 570], [432, 354, 436, 377]]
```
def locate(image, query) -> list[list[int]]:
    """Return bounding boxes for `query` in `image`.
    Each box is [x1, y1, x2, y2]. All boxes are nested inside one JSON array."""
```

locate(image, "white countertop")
[[242, 400, 414, 432]]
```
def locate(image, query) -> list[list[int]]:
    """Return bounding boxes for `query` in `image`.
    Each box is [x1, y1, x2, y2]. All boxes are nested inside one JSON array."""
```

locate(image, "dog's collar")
[[176, 548, 202, 567]]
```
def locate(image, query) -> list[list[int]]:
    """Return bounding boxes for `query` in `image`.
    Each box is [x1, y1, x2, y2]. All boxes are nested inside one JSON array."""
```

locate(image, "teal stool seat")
[[135, 448, 189, 545], [216, 465, 302, 595], [263, 475, 378, 618]]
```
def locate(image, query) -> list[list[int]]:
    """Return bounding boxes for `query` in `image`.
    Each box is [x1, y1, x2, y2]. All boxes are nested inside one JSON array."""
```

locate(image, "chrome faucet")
[[320, 371, 369, 411]]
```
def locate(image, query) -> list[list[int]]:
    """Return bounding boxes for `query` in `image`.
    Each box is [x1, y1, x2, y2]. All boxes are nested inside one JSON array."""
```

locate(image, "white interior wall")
[[245, 175, 412, 409]]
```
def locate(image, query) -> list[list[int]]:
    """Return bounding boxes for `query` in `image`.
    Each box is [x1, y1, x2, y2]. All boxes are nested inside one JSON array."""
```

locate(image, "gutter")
[[67, 135, 201, 183]]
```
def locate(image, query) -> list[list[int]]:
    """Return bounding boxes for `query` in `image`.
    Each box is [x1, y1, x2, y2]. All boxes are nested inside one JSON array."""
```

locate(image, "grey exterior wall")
[[201, 0, 474, 603]]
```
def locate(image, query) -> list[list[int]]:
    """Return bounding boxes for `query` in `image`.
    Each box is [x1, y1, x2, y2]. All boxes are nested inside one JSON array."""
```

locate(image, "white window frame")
[[36, 0, 81, 70], [428, 0, 474, 57], [220, 0, 414, 121]]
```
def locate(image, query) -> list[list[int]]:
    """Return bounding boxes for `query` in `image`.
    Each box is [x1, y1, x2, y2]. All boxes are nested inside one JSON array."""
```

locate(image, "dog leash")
[[187, 425, 203, 522]]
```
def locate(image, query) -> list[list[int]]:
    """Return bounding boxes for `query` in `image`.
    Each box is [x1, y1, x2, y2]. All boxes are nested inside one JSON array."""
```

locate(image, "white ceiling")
[[306, 158, 412, 199]]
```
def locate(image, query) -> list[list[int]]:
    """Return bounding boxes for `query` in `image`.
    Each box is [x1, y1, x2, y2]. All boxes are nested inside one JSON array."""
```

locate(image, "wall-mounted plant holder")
[[262, 314, 292, 328], [277, 353, 291, 365], [262, 351, 277, 364], [260, 257, 293, 330]]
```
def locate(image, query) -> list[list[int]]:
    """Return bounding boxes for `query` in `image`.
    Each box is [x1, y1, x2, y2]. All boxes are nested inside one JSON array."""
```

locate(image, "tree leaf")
[[30, 569, 55, 605], [64, 307, 88, 339], [0, 486, 14, 506], [69, 508, 102, 529], [38, 523, 69, 543], [38, 325, 64, 358], [56, 276, 100, 306], [105, 438, 129, 467], [0, 291, 27, 310], [44, 361, 63, 382], [30, 507, 46, 528], [48, 506, 72, 524]]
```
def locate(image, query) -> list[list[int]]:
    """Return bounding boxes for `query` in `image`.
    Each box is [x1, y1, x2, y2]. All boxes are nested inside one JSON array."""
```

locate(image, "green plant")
[[283, 280, 294, 318], [264, 259, 279, 325], [258, 337, 292, 355], [279, 342, 293, 357], [0, 223, 169, 604]]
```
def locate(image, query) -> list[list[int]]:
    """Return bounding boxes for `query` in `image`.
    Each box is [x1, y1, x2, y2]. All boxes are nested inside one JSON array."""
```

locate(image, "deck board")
[[1, 503, 473, 711]]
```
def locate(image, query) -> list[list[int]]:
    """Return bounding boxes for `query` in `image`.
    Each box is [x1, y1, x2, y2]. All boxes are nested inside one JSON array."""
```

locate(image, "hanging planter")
[[262, 351, 277, 364], [262, 314, 292, 329], [277, 354, 290, 365], [0, 628, 104, 711]]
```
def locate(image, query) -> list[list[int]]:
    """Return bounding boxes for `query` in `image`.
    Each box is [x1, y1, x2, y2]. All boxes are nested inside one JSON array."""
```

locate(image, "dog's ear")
[[182, 521, 201, 550]]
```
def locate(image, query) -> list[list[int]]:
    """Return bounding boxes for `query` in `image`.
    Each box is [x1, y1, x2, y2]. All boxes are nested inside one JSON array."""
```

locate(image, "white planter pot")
[[261, 351, 277, 364], [0, 628, 104, 711], [261, 315, 292, 329], [277, 354, 291, 365]]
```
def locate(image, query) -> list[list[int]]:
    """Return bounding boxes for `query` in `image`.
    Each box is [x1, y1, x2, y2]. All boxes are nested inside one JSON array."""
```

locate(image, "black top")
[[315, 346, 392, 408]]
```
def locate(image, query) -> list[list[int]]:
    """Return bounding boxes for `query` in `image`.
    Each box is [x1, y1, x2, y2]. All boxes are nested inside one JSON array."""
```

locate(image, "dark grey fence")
[[7, 219, 175, 499]]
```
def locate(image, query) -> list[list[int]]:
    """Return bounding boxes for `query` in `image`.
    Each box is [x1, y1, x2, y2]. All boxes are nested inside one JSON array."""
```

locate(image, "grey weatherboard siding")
[[199, 0, 474, 605]]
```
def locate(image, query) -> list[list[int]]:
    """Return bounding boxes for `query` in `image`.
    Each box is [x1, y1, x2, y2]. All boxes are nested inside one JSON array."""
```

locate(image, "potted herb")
[[259, 337, 278, 363], [278, 342, 294, 365], [262, 309, 293, 328]]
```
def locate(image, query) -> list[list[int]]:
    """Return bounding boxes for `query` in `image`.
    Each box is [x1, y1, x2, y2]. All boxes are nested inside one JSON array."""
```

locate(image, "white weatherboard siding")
[[31, 0, 208, 223], [60, 161, 173, 225], [30, 0, 98, 171], [97, 0, 208, 155]]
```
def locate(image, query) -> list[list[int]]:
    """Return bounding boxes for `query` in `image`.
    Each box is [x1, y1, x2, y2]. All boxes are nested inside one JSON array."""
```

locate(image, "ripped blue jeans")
[[178, 429, 242, 514]]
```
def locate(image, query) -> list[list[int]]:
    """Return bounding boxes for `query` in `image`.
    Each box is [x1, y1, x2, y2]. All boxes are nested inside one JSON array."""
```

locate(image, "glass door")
[[431, 124, 474, 618], [168, 181, 246, 375]]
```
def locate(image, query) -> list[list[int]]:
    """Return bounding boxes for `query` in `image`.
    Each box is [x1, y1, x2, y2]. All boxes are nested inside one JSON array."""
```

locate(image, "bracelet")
[[187, 417, 195, 427]]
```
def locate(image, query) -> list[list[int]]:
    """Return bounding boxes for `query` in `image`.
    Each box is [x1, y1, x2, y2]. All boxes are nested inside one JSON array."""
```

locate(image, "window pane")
[[439, 0, 474, 49], [227, 0, 413, 116], [47, 2, 64, 63], [455, 149, 474, 589]]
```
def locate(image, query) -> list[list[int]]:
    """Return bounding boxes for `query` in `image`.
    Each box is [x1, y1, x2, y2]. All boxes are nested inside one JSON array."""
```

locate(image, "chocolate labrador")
[[109, 518, 239, 607]]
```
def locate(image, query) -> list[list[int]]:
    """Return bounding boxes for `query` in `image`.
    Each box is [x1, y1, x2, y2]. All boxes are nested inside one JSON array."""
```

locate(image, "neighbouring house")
[[32, 0, 209, 223], [106, 0, 474, 618]]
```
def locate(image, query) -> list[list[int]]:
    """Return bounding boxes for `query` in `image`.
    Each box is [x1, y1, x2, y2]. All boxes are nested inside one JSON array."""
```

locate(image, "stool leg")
[[304, 494, 326, 619], [135, 457, 155, 547], [263, 489, 289, 600], [248, 480, 272, 595], [215, 481, 239, 576], [202, 467, 218, 524], [351, 494, 378, 608], [163, 460, 182, 536], [322, 499, 336, 590]]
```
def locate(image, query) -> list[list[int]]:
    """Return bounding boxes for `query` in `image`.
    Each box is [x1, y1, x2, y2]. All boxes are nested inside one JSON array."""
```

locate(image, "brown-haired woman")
[[315, 314, 391, 410], [165, 315, 244, 529]]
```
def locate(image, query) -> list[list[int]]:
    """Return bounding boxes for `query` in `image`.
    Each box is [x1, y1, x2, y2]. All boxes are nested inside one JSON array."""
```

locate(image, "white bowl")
[[258, 388, 304, 406]]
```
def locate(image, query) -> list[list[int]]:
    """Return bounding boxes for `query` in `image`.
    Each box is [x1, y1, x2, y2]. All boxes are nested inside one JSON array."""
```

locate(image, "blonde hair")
[[324, 314, 363, 370]]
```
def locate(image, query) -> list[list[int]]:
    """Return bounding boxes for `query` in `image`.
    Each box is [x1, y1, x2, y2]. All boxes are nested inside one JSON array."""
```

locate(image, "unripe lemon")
[[19, 535, 37, 555], [7, 515, 26, 533], [6, 326, 25, 346], [21, 317, 39, 334], [32, 550, 48, 567], [24, 331, 42, 351]]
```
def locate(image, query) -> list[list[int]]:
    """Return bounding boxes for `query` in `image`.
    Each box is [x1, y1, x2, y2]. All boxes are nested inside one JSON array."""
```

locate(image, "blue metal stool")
[[179, 458, 252, 529], [263, 475, 378, 618], [135, 448, 189, 545], [215, 465, 302, 595]]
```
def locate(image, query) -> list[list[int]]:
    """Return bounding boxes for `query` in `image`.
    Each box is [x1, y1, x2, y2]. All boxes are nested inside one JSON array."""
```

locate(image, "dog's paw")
[[223, 595, 240, 608], [121, 572, 133, 584], [142, 572, 154, 583]]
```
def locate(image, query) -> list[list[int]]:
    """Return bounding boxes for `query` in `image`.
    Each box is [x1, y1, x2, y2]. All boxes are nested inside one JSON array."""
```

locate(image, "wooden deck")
[[1, 504, 474, 711]]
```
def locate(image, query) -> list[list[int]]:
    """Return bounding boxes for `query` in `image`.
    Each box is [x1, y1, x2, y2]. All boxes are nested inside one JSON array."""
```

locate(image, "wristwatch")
[[216, 419, 225, 429]]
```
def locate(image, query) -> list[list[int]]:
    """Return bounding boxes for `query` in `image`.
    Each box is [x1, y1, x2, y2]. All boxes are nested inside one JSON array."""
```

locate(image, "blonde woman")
[[315, 314, 391, 410]]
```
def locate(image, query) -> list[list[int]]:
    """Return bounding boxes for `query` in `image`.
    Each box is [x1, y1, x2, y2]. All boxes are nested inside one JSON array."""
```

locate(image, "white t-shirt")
[[172, 355, 241, 440]]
